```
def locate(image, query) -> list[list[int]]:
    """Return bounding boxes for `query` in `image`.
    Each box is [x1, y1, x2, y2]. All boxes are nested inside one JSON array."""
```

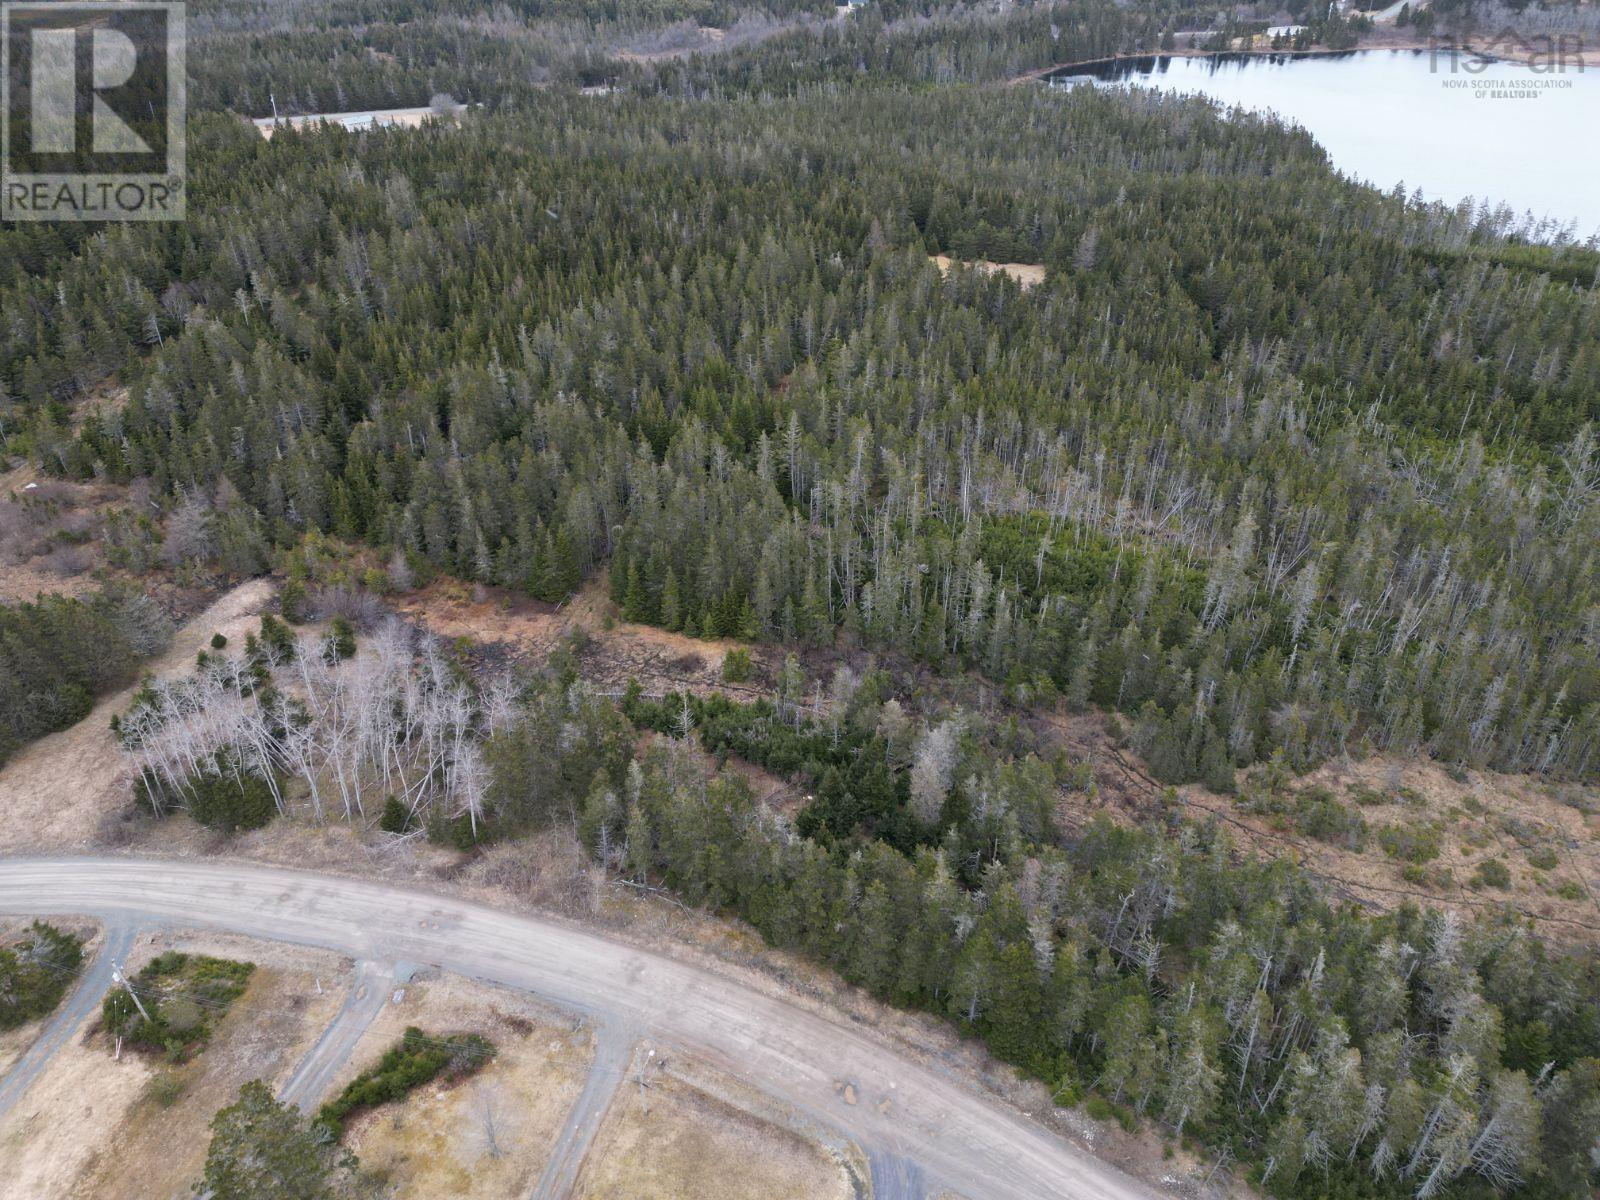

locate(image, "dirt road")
[[531, 1018, 633, 1199], [0, 856, 1160, 1200], [278, 960, 414, 1110]]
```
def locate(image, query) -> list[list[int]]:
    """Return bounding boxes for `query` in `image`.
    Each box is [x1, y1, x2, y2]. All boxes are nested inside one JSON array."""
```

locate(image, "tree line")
[[592, 677, 1600, 1199]]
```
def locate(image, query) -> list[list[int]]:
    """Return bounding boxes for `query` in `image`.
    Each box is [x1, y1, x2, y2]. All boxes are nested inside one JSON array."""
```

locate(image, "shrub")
[[102, 952, 253, 1059], [1083, 1095, 1117, 1122], [315, 1027, 494, 1135], [1526, 847, 1559, 871], [324, 614, 356, 662], [1378, 822, 1441, 864], [1472, 859, 1512, 890], [278, 579, 309, 624], [721, 647, 754, 683], [379, 795, 410, 834], [1237, 783, 1365, 850], [0, 922, 84, 1031], [185, 762, 278, 833], [210, 632, 228, 650], [1293, 792, 1367, 850], [257, 613, 295, 659], [146, 1070, 186, 1107]]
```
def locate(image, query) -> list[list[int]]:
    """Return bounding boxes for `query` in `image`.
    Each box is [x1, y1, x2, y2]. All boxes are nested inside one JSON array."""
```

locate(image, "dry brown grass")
[[0, 929, 347, 1200], [1029, 703, 1600, 939], [394, 571, 776, 704], [1254, 754, 1600, 935], [0, 579, 277, 854], [930, 254, 1046, 290], [337, 974, 592, 1199], [0, 1006, 151, 1198], [573, 1067, 852, 1200]]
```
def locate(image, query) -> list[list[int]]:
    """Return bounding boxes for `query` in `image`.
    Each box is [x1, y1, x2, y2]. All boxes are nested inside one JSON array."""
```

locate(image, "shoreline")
[[1012, 34, 1597, 83]]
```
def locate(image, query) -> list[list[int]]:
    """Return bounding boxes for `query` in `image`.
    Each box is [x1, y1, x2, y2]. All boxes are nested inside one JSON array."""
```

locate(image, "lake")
[[1049, 50, 1600, 238]]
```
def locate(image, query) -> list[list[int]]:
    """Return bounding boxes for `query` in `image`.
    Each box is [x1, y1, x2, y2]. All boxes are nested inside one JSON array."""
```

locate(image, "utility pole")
[[110, 963, 152, 1024], [636, 1048, 655, 1116]]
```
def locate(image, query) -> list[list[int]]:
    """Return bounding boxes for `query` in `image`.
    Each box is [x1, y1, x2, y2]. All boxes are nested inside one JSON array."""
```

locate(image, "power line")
[[11, 946, 505, 1063]]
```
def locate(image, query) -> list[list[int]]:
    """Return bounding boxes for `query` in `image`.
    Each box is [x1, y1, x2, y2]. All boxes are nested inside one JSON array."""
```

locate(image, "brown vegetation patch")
[[930, 254, 1046, 289], [573, 1066, 852, 1200], [395, 572, 773, 702], [337, 974, 592, 1198], [1030, 703, 1600, 939]]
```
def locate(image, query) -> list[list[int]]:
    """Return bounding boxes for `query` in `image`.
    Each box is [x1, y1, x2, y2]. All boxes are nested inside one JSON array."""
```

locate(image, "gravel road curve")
[[0, 857, 1160, 1200]]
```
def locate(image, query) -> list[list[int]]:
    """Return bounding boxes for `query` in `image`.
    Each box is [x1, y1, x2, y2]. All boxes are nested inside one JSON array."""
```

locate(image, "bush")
[[324, 614, 356, 662], [1526, 847, 1559, 871], [279, 578, 309, 624], [146, 1070, 186, 1107], [257, 613, 295, 660], [1238, 783, 1365, 850], [1083, 1095, 1117, 1122], [185, 763, 278, 833], [721, 647, 754, 683], [379, 795, 410, 834], [102, 952, 253, 1059], [1377, 822, 1441, 864], [1293, 790, 1366, 850], [210, 632, 228, 650], [1472, 858, 1511, 890], [0, 922, 84, 1031], [315, 1027, 494, 1135]]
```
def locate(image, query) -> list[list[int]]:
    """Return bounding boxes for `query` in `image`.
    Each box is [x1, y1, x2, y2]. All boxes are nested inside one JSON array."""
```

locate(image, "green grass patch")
[[0, 922, 84, 1031], [315, 1026, 495, 1136], [101, 951, 253, 1061]]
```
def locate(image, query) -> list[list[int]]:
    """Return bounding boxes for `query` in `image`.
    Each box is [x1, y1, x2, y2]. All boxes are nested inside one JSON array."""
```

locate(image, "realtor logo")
[[2, 2, 185, 221]]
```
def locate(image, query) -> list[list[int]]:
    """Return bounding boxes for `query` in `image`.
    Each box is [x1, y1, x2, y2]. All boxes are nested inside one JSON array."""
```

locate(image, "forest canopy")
[[5, 1, 1600, 1195]]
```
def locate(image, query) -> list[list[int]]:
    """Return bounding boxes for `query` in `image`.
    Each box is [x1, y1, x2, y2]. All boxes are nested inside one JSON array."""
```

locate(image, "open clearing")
[[1194, 752, 1600, 937], [573, 1062, 854, 1200], [1031, 707, 1600, 940], [335, 972, 593, 1199], [930, 254, 1046, 289], [254, 107, 433, 138], [0, 929, 347, 1199]]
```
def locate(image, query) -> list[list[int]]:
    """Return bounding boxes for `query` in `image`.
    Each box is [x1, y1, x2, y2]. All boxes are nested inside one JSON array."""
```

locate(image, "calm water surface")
[[1052, 51, 1600, 237]]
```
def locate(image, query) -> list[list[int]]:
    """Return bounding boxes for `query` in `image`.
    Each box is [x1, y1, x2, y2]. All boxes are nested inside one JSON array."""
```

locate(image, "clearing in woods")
[[929, 254, 1046, 289]]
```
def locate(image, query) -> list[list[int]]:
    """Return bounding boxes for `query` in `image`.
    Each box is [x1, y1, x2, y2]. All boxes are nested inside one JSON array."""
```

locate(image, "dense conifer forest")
[[4, 0, 1599, 1194]]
